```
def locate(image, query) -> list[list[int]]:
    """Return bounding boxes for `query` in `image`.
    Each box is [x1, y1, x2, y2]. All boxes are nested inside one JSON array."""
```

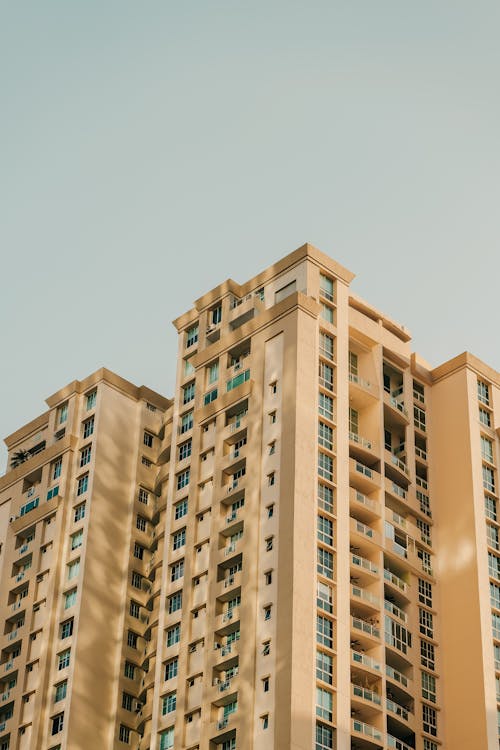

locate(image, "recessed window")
[[136, 515, 147, 532], [119, 724, 130, 743], [77, 474, 89, 496], [127, 631, 138, 649], [64, 589, 77, 610], [51, 713, 64, 735], [268, 472, 275, 487], [129, 601, 140, 619], [73, 502, 86, 523], [143, 432, 154, 448], [186, 325, 199, 348], [80, 445, 92, 468], [270, 381, 277, 394], [265, 571, 273, 585], [71, 530, 83, 550], [262, 640, 270, 655], [267, 504, 274, 519], [52, 458, 62, 480], [58, 649, 71, 670], [264, 606, 272, 621], [138, 488, 149, 504], [55, 681, 67, 702], [265, 537, 273, 551], [60, 619, 74, 639], [261, 714, 269, 729], [269, 411, 277, 424], [58, 403, 68, 425], [124, 661, 135, 679], [262, 676, 270, 692], [86, 390, 97, 410]]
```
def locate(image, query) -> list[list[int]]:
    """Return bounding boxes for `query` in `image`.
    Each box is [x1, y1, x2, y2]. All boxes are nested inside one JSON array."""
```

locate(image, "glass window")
[[52, 458, 62, 480], [83, 416, 94, 439], [64, 589, 77, 610], [316, 651, 333, 684], [180, 411, 193, 434], [317, 548, 334, 579], [58, 649, 71, 670], [162, 692, 177, 715], [167, 624, 180, 647], [164, 658, 178, 680], [86, 390, 97, 410], [186, 325, 199, 348], [318, 393, 334, 420], [317, 517, 333, 546], [77, 474, 89, 496], [55, 681, 67, 702], [174, 499, 188, 519], [316, 615, 333, 648], [178, 440, 192, 461], [480, 408, 491, 427], [316, 722, 334, 750], [60, 619, 74, 639], [316, 686, 332, 721], [183, 382, 195, 405], [71, 530, 83, 550], [478, 380, 490, 405], [482, 436, 494, 463]]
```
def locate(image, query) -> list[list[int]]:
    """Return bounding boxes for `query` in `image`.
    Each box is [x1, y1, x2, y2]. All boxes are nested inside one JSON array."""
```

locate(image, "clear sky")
[[1, 1, 499, 473]]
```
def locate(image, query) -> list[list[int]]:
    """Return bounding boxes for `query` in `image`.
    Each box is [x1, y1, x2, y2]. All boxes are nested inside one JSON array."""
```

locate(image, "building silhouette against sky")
[[0, 244, 498, 750]]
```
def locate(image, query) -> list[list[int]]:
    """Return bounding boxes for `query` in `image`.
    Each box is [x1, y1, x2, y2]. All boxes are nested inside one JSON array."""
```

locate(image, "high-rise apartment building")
[[0, 243, 499, 750]]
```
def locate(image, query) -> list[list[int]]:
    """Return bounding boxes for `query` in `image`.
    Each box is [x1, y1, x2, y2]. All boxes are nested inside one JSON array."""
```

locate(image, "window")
[[183, 382, 195, 405], [208, 361, 219, 384], [162, 692, 177, 714], [262, 640, 271, 656], [318, 483, 334, 514], [64, 589, 77, 609], [58, 649, 70, 670], [421, 639, 435, 670], [131, 572, 142, 589], [119, 724, 130, 743], [165, 658, 178, 680], [171, 560, 184, 582], [275, 280, 296, 303], [482, 436, 494, 463], [268, 472, 275, 487], [71, 530, 83, 550], [142, 456, 152, 467], [418, 548, 432, 574], [318, 452, 333, 482], [320, 303, 334, 324], [178, 440, 192, 461], [478, 380, 490, 405], [485, 495, 497, 521], [134, 543, 144, 560], [269, 411, 277, 424], [67, 559, 80, 580], [318, 393, 334, 420], [186, 325, 199, 348], [483, 465, 495, 493], [317, 548, 334, 579], [265, 571, 272, 585], [167, 624, 181, 647], [136, 515, 147, 532], [264, 606, 272, 621], [168, 592, 182, 614], [419, 608, 434, 638], [318, 422, 333, 450], [60, 619, 73, 639], [418, 579, 433, 607], [422, 704, 437, 736], [480, 408, 491, 427], [267, 504, 274, 518], [489, 552, 500, 579], [52, 458, 62, 480], [86, 390, 97, 410], [417, 519, 432, 546], [51, 713, 64, 735], [319, 332, 334, 360], [122, 692, 133, 711], [124, 661, 136, 679], [83, 416, 94, 439], [414, 406, 426, 431], [180, 411, 193, 434], [184, 357, 195, 376], [319, 362, 334, 391], [349, 407, 358, 436], [317, 516, 333, 546], [173, 529, 186, 550], [424, 741, 438, 750], [265, 536, 273, 551], [227, 370, 250, 392], [159, 728, 175, 750], [262, 714, 269, 729], [493, 613, 500, 639], [317, 582, 333, 613], [317, 615, 333, 648], [58, 403, 68, 424], [487, 524, 499, 550], [385, 616, 412, 654], [316, 686, 332, 721], [320, 273, 334, 301], [80, 445, 92, 467], [316, 650, 333, 684], [270, 380, 278, 395], [177, 469, 190, 491], [55, 681, 67, 702], [129, 601, 140, 618], [262, 676, 270, 692], [348, 350, 358, 376], [73, 503, 86, 522], [127, 631, 138, 649], [316, 722, 334, 750], [422, 671, 437, 703], [143, 431, 154, 448], [491, 582, 500, 609], [77, 474, 89, 496], [138, 488, 149, 504]]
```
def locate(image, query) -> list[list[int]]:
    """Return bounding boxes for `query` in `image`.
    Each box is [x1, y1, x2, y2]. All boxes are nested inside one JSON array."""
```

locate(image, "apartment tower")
[[0, 244, 499, 750]]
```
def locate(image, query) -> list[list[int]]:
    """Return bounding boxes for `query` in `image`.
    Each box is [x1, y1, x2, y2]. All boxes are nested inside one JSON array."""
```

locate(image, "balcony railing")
[[388, 735, 414, 750], [415, 446, 427, 461], [389, 453, 408, 474], [352, 719, 383, 741], [384, 600, 407, 623], [349, 432, 373, 450], [351, 553, 378, 575], [386, 697, 411, 721], [351, 585, 380, 607], [416, 476, 428, 490], [384, 569, 407, 593], [349, 372, 372, 390], [351, 650, 381, 672], [413, 388, 425, 404], [352, 519, 375, 540], [391, 511, 406, 528], [386, 664, 410, 689], [352, 683, 381, 705], [390, 481, 407, 499], [351, 616, 380, 639], [355, 462, 373, 479]]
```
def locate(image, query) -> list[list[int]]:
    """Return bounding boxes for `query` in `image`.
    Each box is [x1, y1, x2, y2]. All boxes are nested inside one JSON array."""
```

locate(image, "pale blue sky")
[[1, 1, 499, 472]]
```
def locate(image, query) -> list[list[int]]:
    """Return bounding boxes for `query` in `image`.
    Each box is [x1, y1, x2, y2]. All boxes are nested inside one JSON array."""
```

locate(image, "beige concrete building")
[[1, 243, 499, 750]]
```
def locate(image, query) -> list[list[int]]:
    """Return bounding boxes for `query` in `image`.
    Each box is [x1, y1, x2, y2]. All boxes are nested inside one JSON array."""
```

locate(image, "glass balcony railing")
[[348, 371, 372, 390], [386, 697, 412, 721], [349, 431, 373, 450], [388, 735, 414, 750], [384, 600, 407, 623], [351, 616, 380, 639], [386, 664, 410, 689], [351, 585, 380, 607], [351, 649, 381, 672], [352, 683, 382, 705], [351, 553, 378, 575], [384, 569, 407, 593], [352, 490, 378, 512], [352, 719, 383, 741]]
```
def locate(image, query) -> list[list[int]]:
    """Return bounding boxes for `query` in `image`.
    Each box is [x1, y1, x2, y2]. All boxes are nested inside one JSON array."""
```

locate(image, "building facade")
[[0, 244, 499, 750]]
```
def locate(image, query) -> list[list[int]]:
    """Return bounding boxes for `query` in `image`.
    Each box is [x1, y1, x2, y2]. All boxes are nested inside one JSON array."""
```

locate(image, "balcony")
[[349, 432, 378, 464], [351, 718, 383, 743], [384, 569, 408, 596], [349, 488, 381, 522], [351, 553, 379, 578], [386, 665, 412, 693], [415, 446, 427, 462], [384, 600, 407, 623], [384, 391, 409, 425], [350, 517, 381, 546], [349, 459, 381, 493], [385, 478, 408, 503], [351, 683, 382, 707], [384, 451, 410, 485], [351, 616, 380, 642], [351, 650, 381, 674], [349, 371, 379, 405], [386, 697, 413, 724], [351, 585, 380, 611], [387, 735, 414, 750]]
